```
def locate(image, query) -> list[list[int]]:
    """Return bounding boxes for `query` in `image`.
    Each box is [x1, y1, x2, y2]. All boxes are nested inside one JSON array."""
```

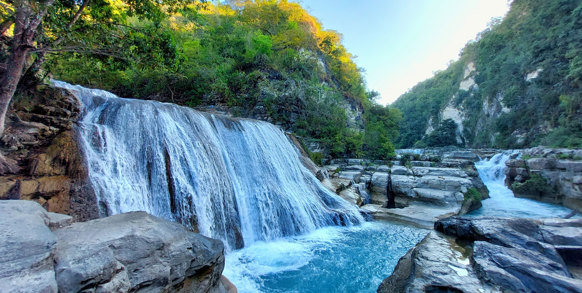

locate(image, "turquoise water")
[[224, 222, 427, 293]]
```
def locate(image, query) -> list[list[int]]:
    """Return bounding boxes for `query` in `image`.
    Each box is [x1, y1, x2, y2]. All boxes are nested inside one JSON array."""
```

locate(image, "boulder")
[[378, 232, 495, 293], [527, 158, 557, 170], [54, 211, 226, 293], [0, 201, 60, 293], [473, 241, 582, 293], [0, 200, 228, 293], [434, 217, 582, 292]]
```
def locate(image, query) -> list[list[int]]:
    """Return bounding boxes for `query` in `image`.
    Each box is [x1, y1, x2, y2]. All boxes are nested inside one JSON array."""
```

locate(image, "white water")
[[55, 81, 363, 250], [223, 221, 427, 293], [472, 151, 575, 218]]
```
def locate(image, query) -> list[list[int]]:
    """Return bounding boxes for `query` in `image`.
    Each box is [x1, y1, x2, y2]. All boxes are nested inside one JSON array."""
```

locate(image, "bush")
[[511, 173, 553, 196]]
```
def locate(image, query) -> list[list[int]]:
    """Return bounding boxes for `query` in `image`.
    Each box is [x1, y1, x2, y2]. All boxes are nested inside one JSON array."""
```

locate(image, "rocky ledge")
[[505, 147, 582, 212], [378, 216, 582, 293], [321, 150, 488, 228], [0, 200, 233, 293]]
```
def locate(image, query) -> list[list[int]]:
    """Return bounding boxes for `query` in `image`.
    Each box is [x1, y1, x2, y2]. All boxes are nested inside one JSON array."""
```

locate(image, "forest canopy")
[[1, 0, 401, 160]]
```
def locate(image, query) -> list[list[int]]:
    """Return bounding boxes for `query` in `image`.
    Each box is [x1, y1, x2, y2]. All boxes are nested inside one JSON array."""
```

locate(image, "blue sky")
[[294, 0, 510, 105]]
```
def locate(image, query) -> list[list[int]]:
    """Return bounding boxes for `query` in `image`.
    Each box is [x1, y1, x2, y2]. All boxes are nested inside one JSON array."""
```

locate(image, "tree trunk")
[[0, 46, 28, 136], [0, 0, 55, 137]]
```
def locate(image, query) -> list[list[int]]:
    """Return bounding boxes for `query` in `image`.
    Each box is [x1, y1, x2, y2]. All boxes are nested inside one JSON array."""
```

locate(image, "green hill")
[[393, 0, 582, 149], [44, 0, 400, 160]]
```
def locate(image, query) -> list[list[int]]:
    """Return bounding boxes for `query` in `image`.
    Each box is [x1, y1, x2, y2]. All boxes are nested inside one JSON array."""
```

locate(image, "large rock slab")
[[378, 232, 499, 293], [0, 200, 228, 293], [434, 217, 582, 293], [54, 211, 225, 293], [0, 200, 62, 293]]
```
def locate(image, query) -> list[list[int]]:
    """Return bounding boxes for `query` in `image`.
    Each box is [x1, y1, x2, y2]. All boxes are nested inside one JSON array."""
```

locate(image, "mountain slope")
[[394, 0, 582, 149]]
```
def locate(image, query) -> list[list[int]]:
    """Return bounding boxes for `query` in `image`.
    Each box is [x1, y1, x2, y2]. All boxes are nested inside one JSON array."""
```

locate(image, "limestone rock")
[[54, 211, 226, 293], [434, 217, 582, 292], [378, 232, 498, 293], [0, 200, 58, 293], [0, 201, 228, 293]]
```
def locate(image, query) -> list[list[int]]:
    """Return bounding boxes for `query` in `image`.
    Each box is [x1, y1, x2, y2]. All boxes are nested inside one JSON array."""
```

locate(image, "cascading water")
[[54, 81, 363, 250], [472, 151, 576, 218]]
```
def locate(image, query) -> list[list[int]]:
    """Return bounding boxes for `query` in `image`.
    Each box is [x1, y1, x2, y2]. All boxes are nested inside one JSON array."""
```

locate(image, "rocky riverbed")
[[378, 216, 582, 293], [320, 149, 490, 228]]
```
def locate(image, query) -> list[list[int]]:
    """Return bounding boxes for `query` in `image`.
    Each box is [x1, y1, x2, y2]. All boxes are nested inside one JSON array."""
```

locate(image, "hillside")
[[43, 0, 400, 160], [393, 0, 582, 149]]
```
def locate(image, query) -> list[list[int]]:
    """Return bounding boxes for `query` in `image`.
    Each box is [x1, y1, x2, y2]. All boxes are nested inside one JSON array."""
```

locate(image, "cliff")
[[394, 0, 582, 149], [0, 85, 99, 221]]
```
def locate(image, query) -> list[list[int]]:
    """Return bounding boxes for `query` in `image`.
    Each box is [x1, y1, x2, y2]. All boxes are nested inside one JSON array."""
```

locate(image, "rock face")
[[0, 86, 98, 221], [436, 217, 582, 292], [380, 216, 582, 293], [0, 200, 228, 293], [506, 147, 582, 212]]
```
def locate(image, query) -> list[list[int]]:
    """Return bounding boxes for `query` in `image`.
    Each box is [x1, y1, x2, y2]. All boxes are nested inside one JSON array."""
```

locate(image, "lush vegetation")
[[1, 0, 401, 160], [394, 0, 582, 148]]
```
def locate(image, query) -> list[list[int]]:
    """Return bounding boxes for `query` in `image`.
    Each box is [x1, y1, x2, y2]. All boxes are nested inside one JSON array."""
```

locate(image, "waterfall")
[[472, 151, 575, 218], [54, 81, 363, 250]]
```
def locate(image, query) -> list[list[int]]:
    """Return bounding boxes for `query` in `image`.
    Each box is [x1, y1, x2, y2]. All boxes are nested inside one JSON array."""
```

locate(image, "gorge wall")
[[394, 0, 582, 149]]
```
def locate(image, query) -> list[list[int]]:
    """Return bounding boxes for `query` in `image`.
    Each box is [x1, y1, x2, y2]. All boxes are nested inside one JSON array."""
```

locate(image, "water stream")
[[471, 151, 576, 218]]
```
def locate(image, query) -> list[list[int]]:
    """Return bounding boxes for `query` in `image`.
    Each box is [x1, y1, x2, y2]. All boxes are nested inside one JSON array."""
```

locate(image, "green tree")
[[0, 0, 199, 136]]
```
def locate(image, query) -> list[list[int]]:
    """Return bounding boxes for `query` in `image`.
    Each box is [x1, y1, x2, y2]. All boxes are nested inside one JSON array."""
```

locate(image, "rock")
[[54, 211, 225, 293], [433, 217, 582, 292], [527, 157, 557, 170], [411, 167, 468, 178], [458, 197, 482, 215], [473, 241, 582, 293], [389, 165, 409, 175], [0, 200, 229, 293], [506, 159, 526, 168], [0, 200, 58, 293], [443, 151, 479, 161], [378, 232, 495, 293]]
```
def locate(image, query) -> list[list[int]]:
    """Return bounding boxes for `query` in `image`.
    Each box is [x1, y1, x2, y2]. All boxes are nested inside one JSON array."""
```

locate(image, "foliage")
[[511, 173, 553, 196], [393, 0, 582, 148], [46, 0, 397, 159], [423, 119, 459, 147], [463, 188, 483, 202]]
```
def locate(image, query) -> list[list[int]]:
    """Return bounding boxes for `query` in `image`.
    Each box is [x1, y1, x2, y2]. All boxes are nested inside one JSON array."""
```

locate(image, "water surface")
[[224, 221, 427, 293]]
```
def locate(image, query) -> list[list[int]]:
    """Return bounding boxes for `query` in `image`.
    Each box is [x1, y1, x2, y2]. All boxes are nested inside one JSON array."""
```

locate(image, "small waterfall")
[[473, 151, 575, 218], [54, 81, 363, 250]]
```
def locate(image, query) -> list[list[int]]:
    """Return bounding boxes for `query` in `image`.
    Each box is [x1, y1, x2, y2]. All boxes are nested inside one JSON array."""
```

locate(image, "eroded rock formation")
[[379, 216, 582, 293], [506, 147, 582, 212], [0, 200, 230, 293], [0, 86, 98, 221]]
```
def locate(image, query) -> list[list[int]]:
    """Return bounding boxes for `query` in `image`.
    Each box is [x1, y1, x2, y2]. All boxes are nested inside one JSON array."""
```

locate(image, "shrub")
[[511, 173, 552, 196]]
